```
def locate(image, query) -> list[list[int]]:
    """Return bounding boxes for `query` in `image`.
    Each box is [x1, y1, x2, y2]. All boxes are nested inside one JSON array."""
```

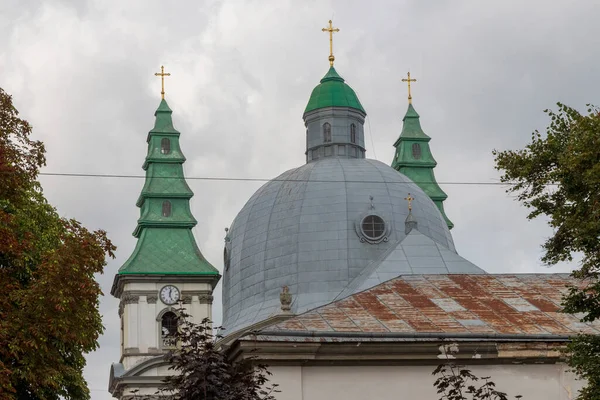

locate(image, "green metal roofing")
[[394, 104, 430, 140], [118, 99, 219, 276], [391, 103, 454, 230], [119, 228, 217, 275], [304, 67, 366, 114]]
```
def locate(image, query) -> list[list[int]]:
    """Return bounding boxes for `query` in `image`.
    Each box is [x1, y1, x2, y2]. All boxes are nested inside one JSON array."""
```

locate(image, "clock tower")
[[108, 83, 220, 398]]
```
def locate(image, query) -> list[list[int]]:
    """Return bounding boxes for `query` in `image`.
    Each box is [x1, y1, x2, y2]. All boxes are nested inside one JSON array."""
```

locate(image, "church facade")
[[108, 30, 596, 400]]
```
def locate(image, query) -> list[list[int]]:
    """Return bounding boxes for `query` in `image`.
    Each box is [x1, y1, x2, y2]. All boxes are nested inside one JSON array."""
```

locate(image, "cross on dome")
[[404, 192, 415, 211], [322, 20, 340, 67], [401, 71, 417, 104], [154, 65, 171, 99]]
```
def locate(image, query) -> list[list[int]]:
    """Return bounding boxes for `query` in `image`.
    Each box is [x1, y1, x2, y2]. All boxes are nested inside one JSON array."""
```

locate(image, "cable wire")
[[31, 171, 544, 186]]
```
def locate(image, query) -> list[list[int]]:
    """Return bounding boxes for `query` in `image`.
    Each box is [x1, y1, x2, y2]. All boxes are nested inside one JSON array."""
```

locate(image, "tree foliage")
[[433, 345, 522, 400], [0, 88, 115, 399], [137, 310, 278, 400], [493, 103, 600, 399]]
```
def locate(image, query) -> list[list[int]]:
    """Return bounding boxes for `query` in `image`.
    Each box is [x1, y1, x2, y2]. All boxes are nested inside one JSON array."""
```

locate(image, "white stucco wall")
[[269, 364, 583, 400], [120, 281, 213, 370]]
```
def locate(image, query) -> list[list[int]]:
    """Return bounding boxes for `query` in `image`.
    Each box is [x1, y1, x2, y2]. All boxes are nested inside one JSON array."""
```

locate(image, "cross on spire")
[[154, 65, 171, 100], [404, 193, 415, 211], [322, 20, 340, 67], [401, 72, 417, 104]]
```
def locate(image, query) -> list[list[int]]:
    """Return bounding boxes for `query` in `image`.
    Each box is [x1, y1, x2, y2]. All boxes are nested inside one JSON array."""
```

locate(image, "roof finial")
[[322, 20, 340, 67], [404, 193, 418, 234], [280, 286, 292, 313], [401, 72, 417, 104], [154, 65, 171, 100], [404, 192, 414, 211]]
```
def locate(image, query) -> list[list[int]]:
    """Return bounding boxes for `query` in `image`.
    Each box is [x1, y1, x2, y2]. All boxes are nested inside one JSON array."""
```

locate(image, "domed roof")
[[222, 158, 481, 334], [304, 67, 366, 114]]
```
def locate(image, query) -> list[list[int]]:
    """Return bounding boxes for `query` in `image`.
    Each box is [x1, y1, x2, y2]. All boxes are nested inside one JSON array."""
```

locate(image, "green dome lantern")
[[303, 67, 366, 115]]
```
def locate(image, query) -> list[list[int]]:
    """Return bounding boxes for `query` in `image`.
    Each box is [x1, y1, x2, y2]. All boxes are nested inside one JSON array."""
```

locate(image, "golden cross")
[[404, 193, 415, 211], [154, 65, 171, 100], [401, 72, 417, 104], [322, 20, 340, 67]]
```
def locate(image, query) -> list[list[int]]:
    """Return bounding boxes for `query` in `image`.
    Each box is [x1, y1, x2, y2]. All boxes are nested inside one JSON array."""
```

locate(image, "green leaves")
[[150, 310, 278, 400], [493, 103, 600, 399], [0, 87, 115, 399], [433, 360, 520, 400]]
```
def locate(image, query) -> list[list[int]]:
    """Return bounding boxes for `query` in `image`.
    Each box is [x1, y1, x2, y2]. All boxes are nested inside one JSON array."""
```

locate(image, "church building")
[[108, 22, 597, 400]]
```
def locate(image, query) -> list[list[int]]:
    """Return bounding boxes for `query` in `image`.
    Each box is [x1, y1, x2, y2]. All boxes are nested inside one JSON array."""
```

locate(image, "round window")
[[361, 215, 386, 240]]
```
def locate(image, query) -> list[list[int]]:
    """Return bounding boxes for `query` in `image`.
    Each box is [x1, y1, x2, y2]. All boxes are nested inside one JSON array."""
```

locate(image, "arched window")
[[161, 138, 171, 154], [412, 143, 422, 159], [161, 311, 178, 346], [323, 123, 332, 143], [162, 201, 172, 217], [350, 124, 356, 144]]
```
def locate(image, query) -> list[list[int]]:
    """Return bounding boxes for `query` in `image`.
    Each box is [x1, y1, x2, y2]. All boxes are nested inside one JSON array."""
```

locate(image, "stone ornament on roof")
[[280, 286, 292, 312]]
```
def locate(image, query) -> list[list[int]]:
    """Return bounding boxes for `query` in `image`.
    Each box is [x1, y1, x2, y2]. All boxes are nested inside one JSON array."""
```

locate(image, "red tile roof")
[[264, 274, 600, 337]]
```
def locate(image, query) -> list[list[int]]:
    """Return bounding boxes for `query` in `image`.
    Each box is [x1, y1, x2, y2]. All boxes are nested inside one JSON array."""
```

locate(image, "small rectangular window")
[[412, 143, 422, 159], [162, 201, 172, 217], [161, 138, 171, 154], [325, 146, 332, 156], [338, 145, 346, 155], [323, 123, 332, 143]]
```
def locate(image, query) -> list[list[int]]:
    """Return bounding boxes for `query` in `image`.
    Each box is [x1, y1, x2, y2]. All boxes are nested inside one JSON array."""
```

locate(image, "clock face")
[[160, 285, 180, 305]]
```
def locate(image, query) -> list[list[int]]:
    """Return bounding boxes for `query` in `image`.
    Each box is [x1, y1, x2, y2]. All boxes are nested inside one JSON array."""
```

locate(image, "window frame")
[[161, 138, 171, 154], [162, 200, 172, 217], [323, 122, 332, 143], [157, 308, 178, 349], [412, 143, 422, 160], [360, 215, 386, 241]]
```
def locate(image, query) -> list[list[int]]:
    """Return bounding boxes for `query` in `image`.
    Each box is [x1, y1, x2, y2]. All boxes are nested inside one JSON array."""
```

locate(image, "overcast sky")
[[2, 0, 600, 398]]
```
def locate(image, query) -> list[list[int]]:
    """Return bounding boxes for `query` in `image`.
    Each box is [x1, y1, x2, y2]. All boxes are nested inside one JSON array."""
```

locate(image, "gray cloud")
[[2, 0, 599, 398]]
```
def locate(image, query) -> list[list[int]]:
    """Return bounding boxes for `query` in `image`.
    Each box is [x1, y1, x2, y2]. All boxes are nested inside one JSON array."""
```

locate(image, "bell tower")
[[108, 67, 220, 398], [391, 73, 454, 230]]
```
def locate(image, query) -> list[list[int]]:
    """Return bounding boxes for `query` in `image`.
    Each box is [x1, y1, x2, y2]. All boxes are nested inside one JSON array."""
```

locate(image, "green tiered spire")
[[392, 103, 454, 230], [118, 99, 219, 275]]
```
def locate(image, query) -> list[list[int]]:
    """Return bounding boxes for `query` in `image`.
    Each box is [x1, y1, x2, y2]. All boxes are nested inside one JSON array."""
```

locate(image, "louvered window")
[[161, 138, 171, 154], [162, 201, 172, 217], [412, 143, 422, 159]]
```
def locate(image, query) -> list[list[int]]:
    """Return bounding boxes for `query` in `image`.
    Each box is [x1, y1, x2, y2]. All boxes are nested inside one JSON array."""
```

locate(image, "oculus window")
[[361, 215, 386, 240]]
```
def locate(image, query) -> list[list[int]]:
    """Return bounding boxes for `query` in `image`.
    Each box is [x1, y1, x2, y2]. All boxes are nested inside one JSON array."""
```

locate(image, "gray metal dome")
[[222, 158, 483, 333]]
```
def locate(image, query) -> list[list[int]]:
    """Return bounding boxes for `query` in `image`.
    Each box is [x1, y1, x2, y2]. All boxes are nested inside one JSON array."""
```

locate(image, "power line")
[[31, 171, 542, 186]]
